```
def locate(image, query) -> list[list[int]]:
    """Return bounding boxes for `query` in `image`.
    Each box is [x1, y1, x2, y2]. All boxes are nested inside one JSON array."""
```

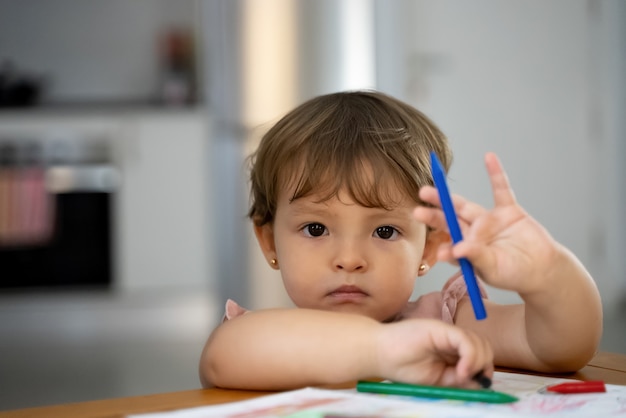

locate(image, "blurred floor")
[[0, 288, 218, 412], [0, 290, 624, 412]]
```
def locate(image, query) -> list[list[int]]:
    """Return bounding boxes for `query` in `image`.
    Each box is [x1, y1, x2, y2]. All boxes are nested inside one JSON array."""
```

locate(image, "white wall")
[[0, 0, 198, 103], [376, 0, 626, 310]]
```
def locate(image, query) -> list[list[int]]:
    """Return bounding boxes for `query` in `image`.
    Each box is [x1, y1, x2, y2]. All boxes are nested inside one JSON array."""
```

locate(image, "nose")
[[332, 240, 368, 272]]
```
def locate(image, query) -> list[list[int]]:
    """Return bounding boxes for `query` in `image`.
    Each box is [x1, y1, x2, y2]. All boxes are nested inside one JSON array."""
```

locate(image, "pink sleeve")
[[399, 270, 488, 324], [440, 270, 488, 323], [222, 299, 250, 322]]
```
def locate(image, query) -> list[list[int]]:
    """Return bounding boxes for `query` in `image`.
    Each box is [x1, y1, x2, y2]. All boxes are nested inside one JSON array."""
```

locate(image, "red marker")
[[545, 381, 606, 394]]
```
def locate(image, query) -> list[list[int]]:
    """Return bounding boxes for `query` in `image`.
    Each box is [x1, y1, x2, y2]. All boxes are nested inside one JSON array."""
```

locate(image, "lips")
[[327, 285, 369, 302]]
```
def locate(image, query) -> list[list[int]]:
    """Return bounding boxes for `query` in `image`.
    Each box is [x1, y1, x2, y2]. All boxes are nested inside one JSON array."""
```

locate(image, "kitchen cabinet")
[[0, 108, 214, 292]]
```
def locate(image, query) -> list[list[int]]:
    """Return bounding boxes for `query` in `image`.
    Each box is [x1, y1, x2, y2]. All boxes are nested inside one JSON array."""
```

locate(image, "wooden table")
[[2, 351, 625, 418]]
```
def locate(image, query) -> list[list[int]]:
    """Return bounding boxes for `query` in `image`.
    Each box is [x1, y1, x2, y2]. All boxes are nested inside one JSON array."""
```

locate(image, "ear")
[[418, 229, 450, 276], [254, 223, 279, 269]]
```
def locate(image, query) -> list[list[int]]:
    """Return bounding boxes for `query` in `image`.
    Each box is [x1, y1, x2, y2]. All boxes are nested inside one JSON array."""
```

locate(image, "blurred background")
[[0, 0, 624, 411]]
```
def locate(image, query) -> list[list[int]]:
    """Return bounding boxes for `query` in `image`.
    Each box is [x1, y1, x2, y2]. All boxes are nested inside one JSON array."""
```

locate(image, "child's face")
[[255, 182, 433, 322]]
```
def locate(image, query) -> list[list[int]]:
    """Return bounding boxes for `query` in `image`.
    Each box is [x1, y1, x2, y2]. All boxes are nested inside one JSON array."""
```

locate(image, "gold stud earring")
[[270, 258, 278, 266], [419, 263, 429, 274]]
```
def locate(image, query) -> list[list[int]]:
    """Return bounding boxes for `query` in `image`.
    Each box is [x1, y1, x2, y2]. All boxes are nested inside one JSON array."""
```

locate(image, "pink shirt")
[[223, 270, 487, 324]]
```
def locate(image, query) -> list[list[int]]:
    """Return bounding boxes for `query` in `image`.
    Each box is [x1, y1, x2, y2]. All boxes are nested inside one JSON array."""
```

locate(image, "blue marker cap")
[[430, 151, 487, 320]]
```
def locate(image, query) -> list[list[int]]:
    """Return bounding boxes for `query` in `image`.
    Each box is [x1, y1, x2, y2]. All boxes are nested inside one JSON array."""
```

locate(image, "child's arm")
[[199, 309, 493, 390], [414, 152, 603, 372]]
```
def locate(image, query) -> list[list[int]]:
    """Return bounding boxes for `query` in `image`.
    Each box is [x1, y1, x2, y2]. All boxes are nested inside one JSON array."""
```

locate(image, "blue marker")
[[430, 151, 487, 320]]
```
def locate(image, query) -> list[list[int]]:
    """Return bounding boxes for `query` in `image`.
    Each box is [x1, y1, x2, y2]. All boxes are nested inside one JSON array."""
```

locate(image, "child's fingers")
[[452, 194, 487, 225], [455, 330, 494, 383], [438, 367, 465, 387], [431, 325, 493, 387], [418, 182, 489, 230], [485, 152, 517, 207], [415, 187, 476, 227], [413, 205, 448, 231], [417, 185, 439, 204], [415, 195, 487, 245], [437, 243, 459, 265], [421, 153, 517, 214]]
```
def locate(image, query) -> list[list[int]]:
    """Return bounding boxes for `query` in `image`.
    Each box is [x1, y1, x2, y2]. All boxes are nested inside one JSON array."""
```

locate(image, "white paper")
[[128, 372, 626, 418]]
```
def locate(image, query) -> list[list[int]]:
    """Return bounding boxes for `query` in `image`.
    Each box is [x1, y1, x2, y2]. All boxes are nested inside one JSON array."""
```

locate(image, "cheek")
[[276, 256, 319, 306], [375, 248, 419, 286], [280, 274, 314, 308], [388, 265, 418, 296], [386, 241, 425, 275]]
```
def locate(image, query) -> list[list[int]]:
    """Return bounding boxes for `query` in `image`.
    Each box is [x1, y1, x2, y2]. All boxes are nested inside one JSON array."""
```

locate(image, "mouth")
[[326, 285, 369, 302]]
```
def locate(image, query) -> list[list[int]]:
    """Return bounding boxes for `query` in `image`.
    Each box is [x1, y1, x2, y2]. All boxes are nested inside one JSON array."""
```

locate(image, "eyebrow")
[[287, 198, 333, 215], [287, 197, 412, 221]]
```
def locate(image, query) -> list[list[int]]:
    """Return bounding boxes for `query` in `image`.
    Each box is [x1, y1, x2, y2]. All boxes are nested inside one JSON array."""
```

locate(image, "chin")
[[327, 305, 389, 321]]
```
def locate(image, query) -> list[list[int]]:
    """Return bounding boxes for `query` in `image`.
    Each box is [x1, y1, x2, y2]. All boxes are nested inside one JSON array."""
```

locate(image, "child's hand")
[[376, 319, 493, 388], [414, 152, 563, 295]]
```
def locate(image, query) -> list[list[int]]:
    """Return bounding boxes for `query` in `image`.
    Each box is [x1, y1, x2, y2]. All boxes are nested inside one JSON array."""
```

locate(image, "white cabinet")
[[115, 110, 214, 291]]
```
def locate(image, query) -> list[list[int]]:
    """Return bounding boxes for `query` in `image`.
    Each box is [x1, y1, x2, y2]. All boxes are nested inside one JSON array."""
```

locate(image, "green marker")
[[356, 381, 518, 404]]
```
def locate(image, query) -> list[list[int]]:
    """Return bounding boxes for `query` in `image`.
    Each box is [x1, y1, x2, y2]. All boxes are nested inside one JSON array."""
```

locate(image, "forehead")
[[279, 160, 418, 209]]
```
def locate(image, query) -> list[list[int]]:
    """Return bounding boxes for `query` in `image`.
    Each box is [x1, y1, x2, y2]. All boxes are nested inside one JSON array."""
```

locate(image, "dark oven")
[[0, 136, 118, 290]]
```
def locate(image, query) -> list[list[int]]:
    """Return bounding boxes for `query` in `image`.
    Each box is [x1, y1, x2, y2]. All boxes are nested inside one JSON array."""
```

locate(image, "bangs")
[[284, 128, 429, 209]]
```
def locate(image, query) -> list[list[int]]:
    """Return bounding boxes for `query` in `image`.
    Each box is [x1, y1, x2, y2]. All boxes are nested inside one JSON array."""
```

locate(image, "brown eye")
[[375, 226, 397, 240], [305, 223, 326, 237]]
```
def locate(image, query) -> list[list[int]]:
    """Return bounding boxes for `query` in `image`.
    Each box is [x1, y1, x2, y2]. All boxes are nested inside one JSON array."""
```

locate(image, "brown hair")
[[248, 90, 452, 226]]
